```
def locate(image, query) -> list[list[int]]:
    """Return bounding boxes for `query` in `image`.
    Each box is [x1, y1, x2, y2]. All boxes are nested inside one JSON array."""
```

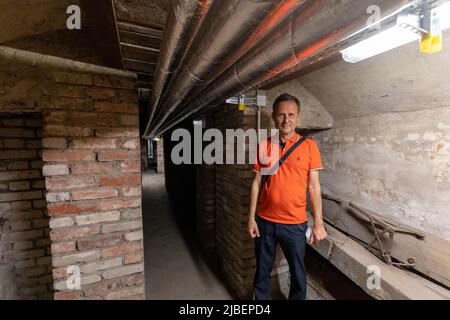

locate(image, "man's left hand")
[[309, 223, 327, 245]]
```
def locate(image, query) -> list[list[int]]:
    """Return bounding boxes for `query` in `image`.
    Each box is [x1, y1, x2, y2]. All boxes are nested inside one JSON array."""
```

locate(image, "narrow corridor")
[[142, 171, 233, 300]]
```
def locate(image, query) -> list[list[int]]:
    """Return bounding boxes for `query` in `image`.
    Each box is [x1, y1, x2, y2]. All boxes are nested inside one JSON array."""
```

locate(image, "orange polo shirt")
[[252, 133, 323, 224]]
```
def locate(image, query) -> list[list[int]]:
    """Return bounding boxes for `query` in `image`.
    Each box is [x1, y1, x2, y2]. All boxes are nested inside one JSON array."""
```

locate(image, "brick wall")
[[1, 64, 145, 300], [156, 139, 164, 174], [40, 71, 144, 300], [197, 105, 290, 299], [0, 113, 53, 299], [196, 163, 216, 258]]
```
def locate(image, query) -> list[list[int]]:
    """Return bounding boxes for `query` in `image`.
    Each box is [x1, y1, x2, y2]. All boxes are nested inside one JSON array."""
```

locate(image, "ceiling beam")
[[79, 0, 123, 69]]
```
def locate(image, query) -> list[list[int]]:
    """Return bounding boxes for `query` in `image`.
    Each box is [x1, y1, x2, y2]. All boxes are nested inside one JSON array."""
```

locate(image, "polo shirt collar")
[[286, 132, 300, 144]]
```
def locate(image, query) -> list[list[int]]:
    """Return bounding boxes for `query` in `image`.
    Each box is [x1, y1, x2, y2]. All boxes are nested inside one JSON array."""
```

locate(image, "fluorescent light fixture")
[[341, 25, 421, 63], [341, 1, 450, 64], [437, 1, 450, 30]]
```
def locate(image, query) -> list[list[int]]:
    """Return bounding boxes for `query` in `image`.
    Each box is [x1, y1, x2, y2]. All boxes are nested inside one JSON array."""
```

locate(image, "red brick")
[[121, 139, 138, 150], [42, 138, 67, 149], [54, 291, 80, 300], [46, 176, 95, 190], [30, 160, 43, 169], [117, 90, 138, 103], [94, 75, 136, 89], [101, 241, 143, 258], [0, 150, 37, 159], [26, 139, 42, 149], [48, 203, 96, 216], [86, 88, 115, 99], [25, 119, 42, 127], [0, 170, 41, 181], [70, 138, 116, 149], [10, 201, 32, 210], [72, 188, 118, 200], [44, 84, 83, 98], [53, 72, 93, 85], [32, 218, 49, 229], [43, 125, 91, 137], [99, 175, 140, 186], [99, 198, 141, 210], [0, 128, 35, 138], [2, 119, 24, 126], [51, 241, 76, 254], [31, 180, 45, 189], [50, 225, 101, 241], [98, 150, 140, 161], [120, 161, 140, 173], [122, 273, 144, 286], [120, 115, 139, 126], [95, 128, 139, 138], [52, 267, 70, 279], [42, 150, 95, 161], [43, 111, 68, 123], [9, 181, 30, 191], [70, 112, 118, 127], [124, 253, 143, 264], [0, 191, 42, 202], [122, 186, 141, 197], [71, 162, 113, 174], [7, 161, 29, 170], [95, 102, 138, 114], [42, 164, 68, 176], [77, 234, 123, 251], [3, 138, 26, 148], [41, 96, 93, 111], [83, 279, 122, 297]]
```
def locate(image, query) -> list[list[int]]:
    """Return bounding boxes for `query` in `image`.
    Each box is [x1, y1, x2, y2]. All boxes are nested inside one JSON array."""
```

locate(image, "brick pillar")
[[196, 163, 216, 257], [0, 113, 53, 299], [204, 105, 289, 299], [40, 71, 145, 300], [156, 138, 164, 174]]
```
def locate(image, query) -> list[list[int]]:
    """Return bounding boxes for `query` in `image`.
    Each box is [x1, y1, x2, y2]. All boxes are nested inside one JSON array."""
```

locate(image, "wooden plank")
[[123, 58, 156, 74], [121, 43, 159, 62], [117, 21, 163, 38], [321, 194, 450, 288], [311, 222, 450, 299], [119, 30, 161, 49], [114, 0, 167, 29], [79, 0, 123, 69]]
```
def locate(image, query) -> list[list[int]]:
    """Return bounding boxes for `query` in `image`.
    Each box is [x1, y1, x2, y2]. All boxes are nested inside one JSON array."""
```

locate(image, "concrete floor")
[[142, 170, 233, 300], [141, 170, 326, 300]]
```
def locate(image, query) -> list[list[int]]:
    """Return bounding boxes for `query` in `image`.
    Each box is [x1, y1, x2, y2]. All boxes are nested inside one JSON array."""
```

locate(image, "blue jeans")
[[253, 215, 308, 300]]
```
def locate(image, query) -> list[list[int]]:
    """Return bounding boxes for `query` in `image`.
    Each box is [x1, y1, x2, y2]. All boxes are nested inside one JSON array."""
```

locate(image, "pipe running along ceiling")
[[144, 0, 419, 139]]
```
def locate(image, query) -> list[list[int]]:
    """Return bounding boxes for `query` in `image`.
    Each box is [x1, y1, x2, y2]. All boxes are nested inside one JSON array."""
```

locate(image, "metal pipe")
[[150, 0, 415, 138], [148, 0, 305, 138], [0, 46, 135, 78], [146, 0, 212, 131], [145, 0, 291, 138]]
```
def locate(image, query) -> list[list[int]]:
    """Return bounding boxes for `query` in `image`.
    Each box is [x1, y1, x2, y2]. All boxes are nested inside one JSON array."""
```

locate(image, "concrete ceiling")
[[0, 0, 78, 45], [300, 30, 450, 120]]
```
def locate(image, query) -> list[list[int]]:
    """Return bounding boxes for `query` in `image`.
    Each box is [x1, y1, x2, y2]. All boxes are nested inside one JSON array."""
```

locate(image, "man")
[[248, 93, 327, 300]]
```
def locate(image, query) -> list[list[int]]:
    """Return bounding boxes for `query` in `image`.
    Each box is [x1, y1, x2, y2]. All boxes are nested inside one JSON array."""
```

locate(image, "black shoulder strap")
[[258, 136, 309, 195], [279, 136, 308, 167]]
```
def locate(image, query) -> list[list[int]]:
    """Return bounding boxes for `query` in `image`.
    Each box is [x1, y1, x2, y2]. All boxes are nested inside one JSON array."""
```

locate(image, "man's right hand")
[[248, 219, 260, 239]]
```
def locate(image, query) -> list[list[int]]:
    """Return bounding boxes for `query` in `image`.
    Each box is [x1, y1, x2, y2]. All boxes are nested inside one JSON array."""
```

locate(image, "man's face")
[[272, 100, 299, 136]]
